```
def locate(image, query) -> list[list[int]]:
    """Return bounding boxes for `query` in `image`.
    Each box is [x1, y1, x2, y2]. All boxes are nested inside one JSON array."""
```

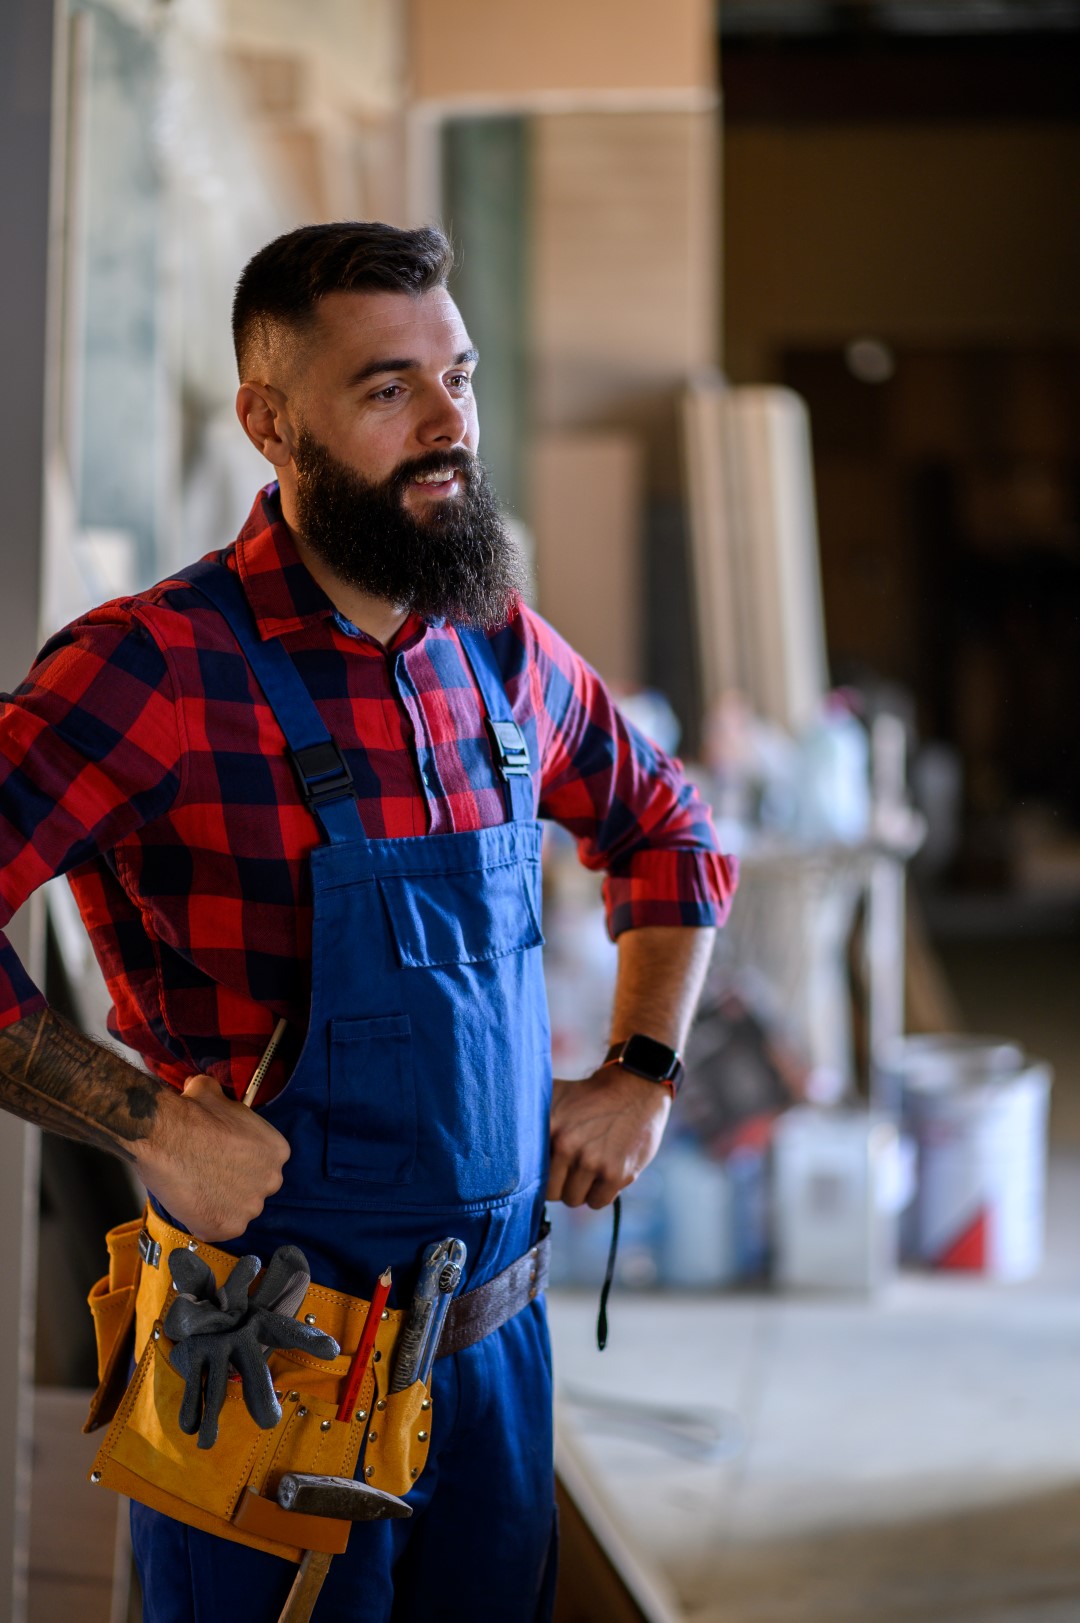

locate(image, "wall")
[[409, 0, 714, 100], [2, 2, 55, 1613], [532, 108, 719, 481], [223, 0, 403, 115]]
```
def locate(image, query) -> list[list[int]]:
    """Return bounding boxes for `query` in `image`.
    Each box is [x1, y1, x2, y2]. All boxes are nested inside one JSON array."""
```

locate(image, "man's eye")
[[372, 384, 403, 401], [446, 373, 472, 391]]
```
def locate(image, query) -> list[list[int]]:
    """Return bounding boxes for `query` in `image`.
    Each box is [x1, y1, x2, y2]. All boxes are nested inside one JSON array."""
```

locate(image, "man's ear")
[[236, 382, 294, 468]]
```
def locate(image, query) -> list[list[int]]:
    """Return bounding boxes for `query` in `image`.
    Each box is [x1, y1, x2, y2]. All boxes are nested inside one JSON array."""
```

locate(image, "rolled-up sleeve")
[[525, 607, 738, 938], [0, 606, 183, 1027]]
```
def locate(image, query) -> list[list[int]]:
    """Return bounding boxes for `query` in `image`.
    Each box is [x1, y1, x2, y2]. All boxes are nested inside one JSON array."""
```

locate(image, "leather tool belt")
[[84, 1206, 550, 1562]]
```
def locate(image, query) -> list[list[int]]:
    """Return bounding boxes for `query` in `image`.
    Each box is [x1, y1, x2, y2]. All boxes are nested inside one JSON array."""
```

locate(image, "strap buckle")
[[289, 742, 354, 809], [487, 719, 530, 780], [137, 1227, 162, 1269]]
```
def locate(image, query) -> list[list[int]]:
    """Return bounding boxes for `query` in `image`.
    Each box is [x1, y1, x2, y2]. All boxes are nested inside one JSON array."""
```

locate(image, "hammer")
[[275, 1471, 412, 1623]]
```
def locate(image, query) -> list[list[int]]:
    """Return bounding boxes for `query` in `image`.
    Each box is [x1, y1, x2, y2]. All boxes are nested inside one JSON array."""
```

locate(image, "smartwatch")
[[604, 1034, 684, 1095]]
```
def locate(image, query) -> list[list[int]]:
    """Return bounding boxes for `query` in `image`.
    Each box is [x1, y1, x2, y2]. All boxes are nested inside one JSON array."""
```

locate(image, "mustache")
[[388, 448, 477, 495]]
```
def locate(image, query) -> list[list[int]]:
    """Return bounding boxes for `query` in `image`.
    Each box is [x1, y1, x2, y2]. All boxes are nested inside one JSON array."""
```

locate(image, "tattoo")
[[0, 1007, 164, 1162]]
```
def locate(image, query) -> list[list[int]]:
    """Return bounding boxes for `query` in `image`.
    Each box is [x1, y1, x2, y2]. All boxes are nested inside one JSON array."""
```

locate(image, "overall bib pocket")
[[377, 858, 543, 969], [327, 1013, 416, 1183]]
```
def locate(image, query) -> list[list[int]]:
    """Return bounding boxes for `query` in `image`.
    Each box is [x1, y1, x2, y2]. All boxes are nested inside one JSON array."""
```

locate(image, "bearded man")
[[0, 222, 735, 1621]]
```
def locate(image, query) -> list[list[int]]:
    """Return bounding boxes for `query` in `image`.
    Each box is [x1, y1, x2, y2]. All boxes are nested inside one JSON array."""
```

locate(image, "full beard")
[[292, 428, 528, 629]]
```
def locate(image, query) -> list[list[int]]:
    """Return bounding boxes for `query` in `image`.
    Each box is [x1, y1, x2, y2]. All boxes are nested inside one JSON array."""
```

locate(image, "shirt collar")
[[232, 483, 429, 652]]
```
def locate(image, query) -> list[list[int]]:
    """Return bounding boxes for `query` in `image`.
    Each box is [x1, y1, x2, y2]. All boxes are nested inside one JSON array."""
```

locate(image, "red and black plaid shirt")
[[0, 486, 735, 1097]]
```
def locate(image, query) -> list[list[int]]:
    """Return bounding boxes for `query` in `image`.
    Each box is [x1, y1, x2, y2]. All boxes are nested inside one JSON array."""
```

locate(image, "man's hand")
[[135, 1075, 290, 1243], [0, 1009, 291, 1243], [547, 1066, 670, 1210]]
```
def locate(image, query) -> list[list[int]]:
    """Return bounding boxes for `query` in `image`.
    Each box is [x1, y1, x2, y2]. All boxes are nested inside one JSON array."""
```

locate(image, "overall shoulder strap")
[[455, 626, 536, 824], [178, 557, 364, 846]]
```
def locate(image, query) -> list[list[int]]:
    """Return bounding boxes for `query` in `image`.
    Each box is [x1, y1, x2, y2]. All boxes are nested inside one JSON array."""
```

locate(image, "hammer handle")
[[278, 1548, 332, 1623]]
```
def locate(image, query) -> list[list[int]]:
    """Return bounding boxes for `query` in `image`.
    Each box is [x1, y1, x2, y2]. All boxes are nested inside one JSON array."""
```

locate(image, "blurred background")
[[3, 1, 1080, 1619]]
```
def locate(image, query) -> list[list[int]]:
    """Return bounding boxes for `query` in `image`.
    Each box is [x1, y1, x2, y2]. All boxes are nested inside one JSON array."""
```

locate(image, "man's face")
[[285, 288, 526, 627], [292, 287, 481, 516]]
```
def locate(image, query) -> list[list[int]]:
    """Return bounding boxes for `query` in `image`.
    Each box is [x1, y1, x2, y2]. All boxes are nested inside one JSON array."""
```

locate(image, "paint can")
[[900, 1043, 1052, 1280]]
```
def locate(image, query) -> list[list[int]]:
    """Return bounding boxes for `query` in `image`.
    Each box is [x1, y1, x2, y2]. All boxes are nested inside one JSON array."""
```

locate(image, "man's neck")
[[289, 528, 410, 649]]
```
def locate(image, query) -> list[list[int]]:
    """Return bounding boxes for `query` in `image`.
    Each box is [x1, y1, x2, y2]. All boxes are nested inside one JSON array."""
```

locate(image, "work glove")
[[163, 1244, 339, 1449]]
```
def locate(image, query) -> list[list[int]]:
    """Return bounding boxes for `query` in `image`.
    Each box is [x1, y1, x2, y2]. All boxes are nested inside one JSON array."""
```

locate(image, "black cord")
[[596, 1194, 621, 1351]]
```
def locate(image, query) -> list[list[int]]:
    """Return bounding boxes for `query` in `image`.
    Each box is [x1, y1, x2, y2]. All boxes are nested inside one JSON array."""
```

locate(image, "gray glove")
[[163, 1244, 339, 1449]]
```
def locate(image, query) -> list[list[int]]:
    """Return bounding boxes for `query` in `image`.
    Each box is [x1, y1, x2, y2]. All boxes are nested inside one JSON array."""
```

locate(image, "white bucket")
[[773, 1108, 902, 1293], [905, 1058, 1052, 1280]]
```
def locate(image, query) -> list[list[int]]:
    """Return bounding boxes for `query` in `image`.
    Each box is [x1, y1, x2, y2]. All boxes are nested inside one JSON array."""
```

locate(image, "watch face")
[[622, 1034, 679, 1081]]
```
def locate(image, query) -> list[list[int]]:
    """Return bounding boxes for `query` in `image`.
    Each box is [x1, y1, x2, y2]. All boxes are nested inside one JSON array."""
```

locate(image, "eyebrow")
[[349, 347, 479, 386]]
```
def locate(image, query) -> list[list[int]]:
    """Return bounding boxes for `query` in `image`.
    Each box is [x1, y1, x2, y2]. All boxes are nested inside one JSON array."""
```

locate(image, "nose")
[[415, 385, 471, 450]]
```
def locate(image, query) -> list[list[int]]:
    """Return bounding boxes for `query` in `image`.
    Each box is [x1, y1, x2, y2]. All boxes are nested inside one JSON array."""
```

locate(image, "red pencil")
[[337, 1267, 392, 1424]]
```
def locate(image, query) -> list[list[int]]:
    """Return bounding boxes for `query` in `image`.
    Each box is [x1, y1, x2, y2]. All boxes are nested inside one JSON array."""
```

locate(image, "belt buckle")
[[137, 1227, 162, 1269]]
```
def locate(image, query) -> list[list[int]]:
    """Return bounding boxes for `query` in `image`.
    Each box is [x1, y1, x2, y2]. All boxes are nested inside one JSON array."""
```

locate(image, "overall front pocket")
[[327, 1013, 416, 1183]]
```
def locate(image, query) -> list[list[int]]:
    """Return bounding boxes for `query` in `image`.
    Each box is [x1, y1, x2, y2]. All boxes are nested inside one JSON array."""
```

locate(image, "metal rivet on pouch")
[[417, 1430, 428, 1442], [420, 1399, 431, 1411], [381, 1310, 389, 1320], [376, 1399, 386, 1412], [356, 1410, 367, 1422], [320, 1420, 332, 1432], [298, 1407, 308, 1418], [368, 1430, 378, 1443], [274, 1391, 282, 1402], [90, 1471, 102, 1484], [151, 1328, 161, 1341], [304, 1314, 317, 1325], [410, 1468, 418, 1480], [287, 1391, 299, 1402], [372, 1351, 381, 1362], [187, 1240, 198, 1251], [365, 1466, 375, 1478]]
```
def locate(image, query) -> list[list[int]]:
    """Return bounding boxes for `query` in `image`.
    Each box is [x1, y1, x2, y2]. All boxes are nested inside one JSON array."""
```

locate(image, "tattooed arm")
[[0, 611, 291, 1240], [0, 1008, 289, 1241]]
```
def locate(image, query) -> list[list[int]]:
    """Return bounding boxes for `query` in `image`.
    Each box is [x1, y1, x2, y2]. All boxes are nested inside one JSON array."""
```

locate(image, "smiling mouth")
[[410, 468, 462, 499]]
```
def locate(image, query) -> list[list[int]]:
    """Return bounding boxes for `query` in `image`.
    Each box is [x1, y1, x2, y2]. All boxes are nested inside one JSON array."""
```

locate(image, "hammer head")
[[276, 1472, 412, 1523]]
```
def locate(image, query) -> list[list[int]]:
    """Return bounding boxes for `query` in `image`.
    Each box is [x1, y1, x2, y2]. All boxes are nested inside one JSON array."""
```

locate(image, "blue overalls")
[[131, 559, 558, 1622]]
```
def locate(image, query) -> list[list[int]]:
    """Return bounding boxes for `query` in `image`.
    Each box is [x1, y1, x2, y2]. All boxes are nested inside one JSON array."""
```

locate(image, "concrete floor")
[[548, 931, 1080, 1622], [550, 1153, 1080, 1621]]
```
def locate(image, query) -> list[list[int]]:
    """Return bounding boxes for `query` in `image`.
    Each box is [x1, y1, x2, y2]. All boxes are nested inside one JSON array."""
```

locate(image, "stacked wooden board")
[[681, 381, 829, 734]]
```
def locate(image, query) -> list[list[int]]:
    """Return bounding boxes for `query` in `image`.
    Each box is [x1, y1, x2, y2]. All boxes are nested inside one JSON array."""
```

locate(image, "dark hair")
[[232, 221, 455, 377]]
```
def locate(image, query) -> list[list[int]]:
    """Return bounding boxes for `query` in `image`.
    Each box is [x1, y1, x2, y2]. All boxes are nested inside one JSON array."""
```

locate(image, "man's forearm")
[[547, 924, 716, 1208], [608, 924, 716, 1052], [0, 1007, 164, 1161], [0, 1005, 290, 1241]]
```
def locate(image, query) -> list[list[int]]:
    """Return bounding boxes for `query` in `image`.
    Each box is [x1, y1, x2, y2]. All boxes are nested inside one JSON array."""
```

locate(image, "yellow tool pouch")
[[85, 1215, 144, 1435], [84, 1210, 433, 1562]]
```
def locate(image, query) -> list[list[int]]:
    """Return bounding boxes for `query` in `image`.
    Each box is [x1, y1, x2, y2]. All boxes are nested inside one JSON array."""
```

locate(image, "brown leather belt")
[[437, 1222, 550, 1358]]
